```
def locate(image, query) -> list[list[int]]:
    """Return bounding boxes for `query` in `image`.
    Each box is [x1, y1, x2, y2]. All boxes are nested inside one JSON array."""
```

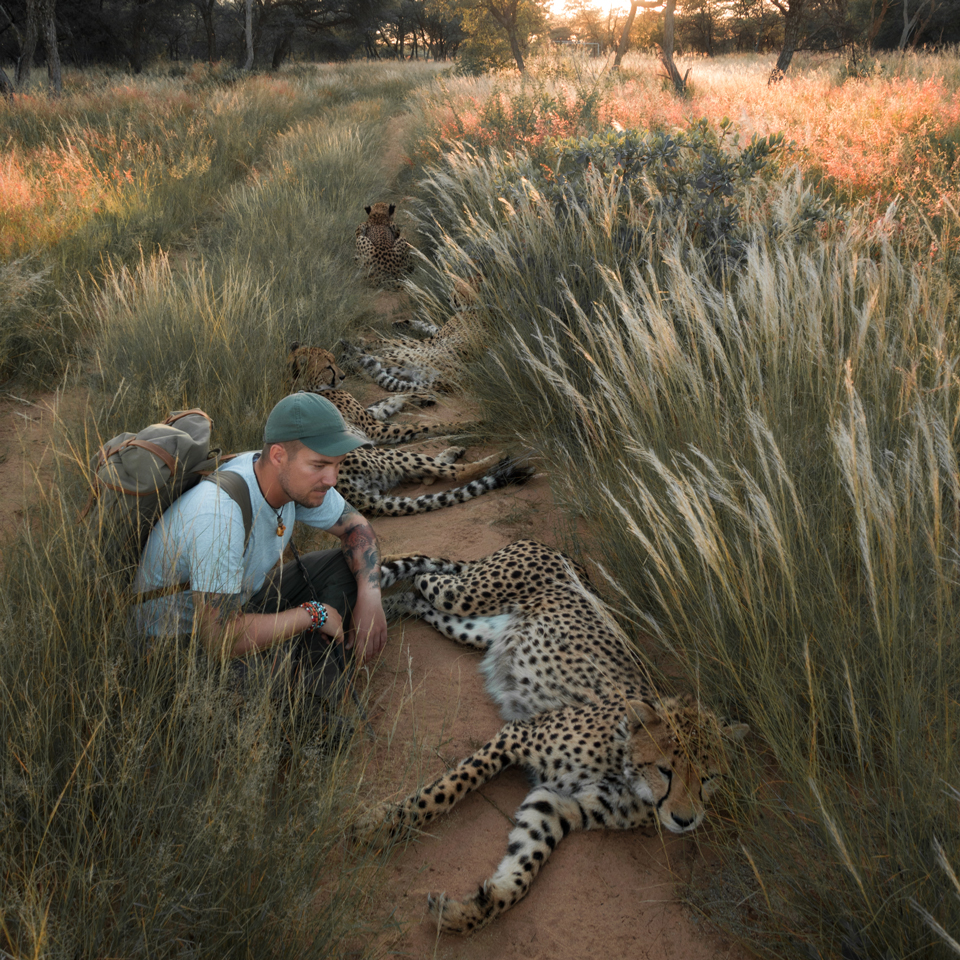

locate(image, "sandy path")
[[344, 381, 754, 960]]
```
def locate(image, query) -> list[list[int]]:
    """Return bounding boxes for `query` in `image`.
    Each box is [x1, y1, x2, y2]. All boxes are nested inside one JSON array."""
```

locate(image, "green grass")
[[413, 125, 960, 958], [1, 60, 445, 959]]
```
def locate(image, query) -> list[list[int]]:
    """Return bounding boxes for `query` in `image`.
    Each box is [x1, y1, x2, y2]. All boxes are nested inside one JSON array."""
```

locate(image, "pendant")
[[276, 517, 286, 537]]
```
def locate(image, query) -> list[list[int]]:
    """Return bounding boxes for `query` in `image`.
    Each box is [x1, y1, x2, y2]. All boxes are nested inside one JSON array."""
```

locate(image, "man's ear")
[[266, 441, 287, 467]]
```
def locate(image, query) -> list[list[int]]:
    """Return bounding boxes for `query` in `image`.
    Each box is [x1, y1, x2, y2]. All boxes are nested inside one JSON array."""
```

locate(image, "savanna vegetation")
[[1, 43, 959, 960]]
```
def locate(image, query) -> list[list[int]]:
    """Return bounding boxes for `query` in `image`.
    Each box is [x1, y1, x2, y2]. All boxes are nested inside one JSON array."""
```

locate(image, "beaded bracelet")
[[299, 600, 328, 632]]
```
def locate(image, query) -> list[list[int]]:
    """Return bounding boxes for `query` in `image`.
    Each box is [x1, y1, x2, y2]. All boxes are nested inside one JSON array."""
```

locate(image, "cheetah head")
[[287, 342, 345, 392], [620, 696, 748, 834], [365, 202, 396, 225]]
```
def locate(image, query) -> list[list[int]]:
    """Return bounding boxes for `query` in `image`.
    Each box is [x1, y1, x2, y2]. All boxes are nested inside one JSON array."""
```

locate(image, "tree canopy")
[[0, 0, 957, 88]]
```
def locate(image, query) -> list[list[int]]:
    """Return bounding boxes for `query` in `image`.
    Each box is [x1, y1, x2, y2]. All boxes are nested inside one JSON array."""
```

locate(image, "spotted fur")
[[286, 343, 467, 445], [338, 297, 485, 394], [358, 539, 749, 932], [339, 448, 533, 518], [355, 202, 413, 288]]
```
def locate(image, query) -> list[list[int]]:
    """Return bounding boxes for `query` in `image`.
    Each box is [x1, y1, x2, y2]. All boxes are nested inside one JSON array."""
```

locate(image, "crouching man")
[[132, 392, 388, 708]]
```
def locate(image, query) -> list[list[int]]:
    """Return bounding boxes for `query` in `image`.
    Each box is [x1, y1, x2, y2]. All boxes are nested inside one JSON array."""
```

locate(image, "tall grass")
[[416, 134, 960, 956], [409, 49, 960, 256], [0, 428, 385, 958], [0, 60, 447, 382], [1, 60, 445, 957]]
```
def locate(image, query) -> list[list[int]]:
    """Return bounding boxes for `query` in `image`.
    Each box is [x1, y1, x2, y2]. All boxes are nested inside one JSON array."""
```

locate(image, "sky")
[[546, 0, 635, 19]]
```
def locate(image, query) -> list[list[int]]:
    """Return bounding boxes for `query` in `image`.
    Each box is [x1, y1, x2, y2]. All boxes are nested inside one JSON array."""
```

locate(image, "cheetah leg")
[[393, 446, 499, 486], [364, 395, 432, 421], [339, 457, 533, 518], [379, 555, 468, 589], [383, 591, 513, 651], [427, 787, 585, 934], [339, 340, 437, 393], [352, 725, 522, 843], [414, 571, 490, 615]]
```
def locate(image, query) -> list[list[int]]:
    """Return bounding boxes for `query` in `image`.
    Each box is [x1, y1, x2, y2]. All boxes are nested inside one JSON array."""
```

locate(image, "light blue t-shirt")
[[133, 451, 346, 636]]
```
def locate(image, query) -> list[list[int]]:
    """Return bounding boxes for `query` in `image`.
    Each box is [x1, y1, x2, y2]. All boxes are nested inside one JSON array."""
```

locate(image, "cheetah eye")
[[656, 765, 672, 779]]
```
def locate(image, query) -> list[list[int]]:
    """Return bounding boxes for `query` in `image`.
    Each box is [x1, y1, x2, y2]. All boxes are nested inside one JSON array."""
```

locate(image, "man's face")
[[276, 443, 346, 508]]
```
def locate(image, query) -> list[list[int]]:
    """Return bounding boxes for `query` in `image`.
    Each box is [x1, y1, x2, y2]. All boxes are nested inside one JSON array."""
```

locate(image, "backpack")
[[82, 409, 252, 593]]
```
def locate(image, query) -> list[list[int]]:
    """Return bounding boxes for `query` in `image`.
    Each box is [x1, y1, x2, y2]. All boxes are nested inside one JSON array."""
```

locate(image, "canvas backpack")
[[82, 409, 253, 591]]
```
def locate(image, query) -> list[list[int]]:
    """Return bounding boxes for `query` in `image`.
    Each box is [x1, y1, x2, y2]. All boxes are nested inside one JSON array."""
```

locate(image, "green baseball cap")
[[264, 392, 371, 456]]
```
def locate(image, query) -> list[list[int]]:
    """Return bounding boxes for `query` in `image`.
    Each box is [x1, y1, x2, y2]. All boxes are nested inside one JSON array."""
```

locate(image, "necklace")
[[253, 454, 287, 537]]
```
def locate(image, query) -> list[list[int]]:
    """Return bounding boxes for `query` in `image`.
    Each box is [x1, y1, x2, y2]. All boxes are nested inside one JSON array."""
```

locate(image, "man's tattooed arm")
[[328, 502, 382, 588], [325, 502, 388, 659]]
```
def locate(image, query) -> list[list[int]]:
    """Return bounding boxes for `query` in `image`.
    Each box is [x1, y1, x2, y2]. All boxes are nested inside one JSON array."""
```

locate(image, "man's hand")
[[347, 590, 388, 660]]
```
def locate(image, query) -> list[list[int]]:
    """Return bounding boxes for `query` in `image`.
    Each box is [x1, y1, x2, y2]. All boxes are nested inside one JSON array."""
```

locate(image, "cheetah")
[[354, 540, 749, 932], [286, 343, 469, 445], [355, 202, 413, 288], [338, 278, 487, 394], [338, 447, 533, 518]]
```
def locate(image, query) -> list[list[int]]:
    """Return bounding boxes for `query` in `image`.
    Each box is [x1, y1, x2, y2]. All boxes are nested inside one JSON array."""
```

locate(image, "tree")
[[11, 0, 60, 92], [561, 0, 625, 52], [186, 0, 218, 60], [458, 0, 546, 72], [244, 0, 254, 66], [612, 0, 687, 94], [485, 0, 527, 70], [767, 0, 804, 79], [898, 0, 936, 47]]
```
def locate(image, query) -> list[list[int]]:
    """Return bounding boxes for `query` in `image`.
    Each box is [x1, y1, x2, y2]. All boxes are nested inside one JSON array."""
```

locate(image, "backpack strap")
[[204, 469, 254, 553], [134, 469, 254, 604]]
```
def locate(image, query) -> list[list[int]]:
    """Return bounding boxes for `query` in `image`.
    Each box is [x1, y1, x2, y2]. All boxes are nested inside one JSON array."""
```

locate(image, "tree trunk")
[[658, 0, 688, 92], [40, 0, 60, 95], [486, 0, 525, 72], [613, 0, 662, 69], [865, 0, 891, 49], [612, 0, 639, 68], [200, 0, 217, 61], [17, 0, 40, 88], [0, 65, 14, 98], [768, 0, 803, 82], [270, 28, 292, 69], [898, 0, 931, 49], [506, 24, 525, 70], [243, 0, 254, 69]]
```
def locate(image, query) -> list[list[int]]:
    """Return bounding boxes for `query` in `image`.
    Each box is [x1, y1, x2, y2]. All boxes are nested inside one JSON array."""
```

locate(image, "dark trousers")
[[237, 548, 358, 707]]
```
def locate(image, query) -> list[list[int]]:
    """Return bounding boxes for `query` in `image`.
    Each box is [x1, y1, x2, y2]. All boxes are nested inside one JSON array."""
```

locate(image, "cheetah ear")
[[625, 699, 662, 730], [289, 340, 300, 352], [365, 205, 372, 215], [388, 203, 396, 216], [721, 722, 750, 743]]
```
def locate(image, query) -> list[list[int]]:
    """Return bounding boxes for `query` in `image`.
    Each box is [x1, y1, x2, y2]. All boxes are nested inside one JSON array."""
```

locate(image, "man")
[[133, 392, 388, 700]]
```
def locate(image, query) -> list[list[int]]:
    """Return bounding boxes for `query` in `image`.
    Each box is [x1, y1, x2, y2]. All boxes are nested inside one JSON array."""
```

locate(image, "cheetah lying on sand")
[[355, 539, 748, 932], [338, 283, 486, 394], [286, 343, 468, 445], [337, 446, 533, 518]]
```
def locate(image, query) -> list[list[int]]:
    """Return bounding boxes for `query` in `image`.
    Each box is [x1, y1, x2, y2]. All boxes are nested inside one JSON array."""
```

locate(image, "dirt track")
[[345, 381, 754, 960]]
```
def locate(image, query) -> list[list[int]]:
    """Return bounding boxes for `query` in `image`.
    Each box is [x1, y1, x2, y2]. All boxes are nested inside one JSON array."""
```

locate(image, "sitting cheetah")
[[355, 202, 413, 288], [339, 446, 533, 518], [286, 343, 469, 445], [355, 540, 748, 932]]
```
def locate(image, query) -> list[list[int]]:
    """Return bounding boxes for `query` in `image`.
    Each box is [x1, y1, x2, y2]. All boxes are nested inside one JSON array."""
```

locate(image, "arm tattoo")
[[197, 592, 244, 626], [336, 506, 381, 589]]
